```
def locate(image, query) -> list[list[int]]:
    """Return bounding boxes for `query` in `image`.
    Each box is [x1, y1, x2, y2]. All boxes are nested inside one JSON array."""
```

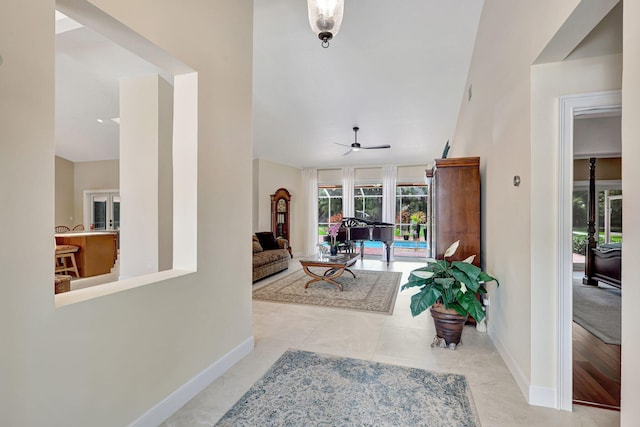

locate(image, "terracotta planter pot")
[[430, 304, 468, 348]]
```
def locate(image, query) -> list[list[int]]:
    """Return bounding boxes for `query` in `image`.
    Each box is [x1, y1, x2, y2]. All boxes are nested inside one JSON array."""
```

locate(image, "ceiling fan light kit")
[[336, 126, 391, 156], [307, 0, 344, 48]]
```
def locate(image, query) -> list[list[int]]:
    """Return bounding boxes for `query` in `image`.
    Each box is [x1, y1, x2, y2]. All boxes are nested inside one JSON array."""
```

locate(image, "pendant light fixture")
[[307, 0, 344, 48]]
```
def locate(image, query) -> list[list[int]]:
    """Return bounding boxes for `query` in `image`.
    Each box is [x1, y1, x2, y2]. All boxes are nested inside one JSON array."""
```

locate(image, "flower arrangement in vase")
[[327, 222, 341, 256]]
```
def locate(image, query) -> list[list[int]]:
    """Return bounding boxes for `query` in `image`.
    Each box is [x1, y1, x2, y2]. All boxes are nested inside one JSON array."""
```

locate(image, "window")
[[318, 186, 343, 244], [572, 183, 622, 256], [354, 185, 382, 222], [602, 189, 622, 243], [394, 184, 429, 258]]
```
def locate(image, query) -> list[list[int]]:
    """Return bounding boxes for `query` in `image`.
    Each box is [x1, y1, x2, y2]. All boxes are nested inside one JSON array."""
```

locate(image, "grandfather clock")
[[271, 188, 292, 255]]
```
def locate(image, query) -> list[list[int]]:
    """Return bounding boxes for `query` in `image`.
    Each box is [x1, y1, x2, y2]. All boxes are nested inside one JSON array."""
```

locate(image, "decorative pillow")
[[276, 237, 288, 249], [255, 232, 280, 250], [252, 241, 264, 253]]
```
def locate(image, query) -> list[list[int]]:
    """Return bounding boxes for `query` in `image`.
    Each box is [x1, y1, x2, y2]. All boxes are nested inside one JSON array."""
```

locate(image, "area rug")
[[573, 278, 621, 345], [253, 269, 402, 315], [216, 349, 481, 427]]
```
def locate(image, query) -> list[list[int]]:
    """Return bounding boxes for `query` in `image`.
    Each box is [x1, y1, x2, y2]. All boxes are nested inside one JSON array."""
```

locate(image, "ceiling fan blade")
[[343, 149, 353, 156], [334, 142, 352, 148], [361, 144, 391, 150]]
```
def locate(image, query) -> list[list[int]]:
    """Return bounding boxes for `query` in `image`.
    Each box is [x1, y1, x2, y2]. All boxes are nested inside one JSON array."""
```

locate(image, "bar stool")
[[55, 241, 80, 277]]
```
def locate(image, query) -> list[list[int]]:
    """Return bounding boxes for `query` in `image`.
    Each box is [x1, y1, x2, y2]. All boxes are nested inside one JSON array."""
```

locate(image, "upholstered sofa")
[[252, 232, 291, 282]]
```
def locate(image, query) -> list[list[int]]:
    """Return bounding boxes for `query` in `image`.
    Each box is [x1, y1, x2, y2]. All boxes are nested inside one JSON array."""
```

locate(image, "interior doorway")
[[571, 158, 621, 409], [558, 91, 622, 410]]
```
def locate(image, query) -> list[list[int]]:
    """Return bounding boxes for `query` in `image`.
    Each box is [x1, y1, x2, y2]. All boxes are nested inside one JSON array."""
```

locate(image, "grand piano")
[[331, 217, 395, 264]]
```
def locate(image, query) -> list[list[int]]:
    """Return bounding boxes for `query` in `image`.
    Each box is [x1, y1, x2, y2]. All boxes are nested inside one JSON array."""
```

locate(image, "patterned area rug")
[[216, 350, 480, 426], [573, 278, 621, 345], [253, 269, 402, 315]]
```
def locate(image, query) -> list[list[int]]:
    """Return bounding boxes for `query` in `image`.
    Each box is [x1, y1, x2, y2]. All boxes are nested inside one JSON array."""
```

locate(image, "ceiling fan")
[[335, 126, 391, 156]]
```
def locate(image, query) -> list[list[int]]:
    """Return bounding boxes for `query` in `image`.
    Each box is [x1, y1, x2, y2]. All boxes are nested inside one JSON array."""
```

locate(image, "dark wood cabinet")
[[426, 157, 480, 266], [270, 188, 291, 242]]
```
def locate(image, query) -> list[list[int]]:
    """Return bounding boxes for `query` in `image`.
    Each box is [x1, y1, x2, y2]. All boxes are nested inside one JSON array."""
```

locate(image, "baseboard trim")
[[129, 336, 254, 427], [487, 324, 530, 403], [488, 324, 558, 409], [529, 385, 558, 408]]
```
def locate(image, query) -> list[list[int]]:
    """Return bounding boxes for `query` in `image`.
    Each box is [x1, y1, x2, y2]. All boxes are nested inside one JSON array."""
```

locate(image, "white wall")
[[73, 159, 119, 224], [55, 156, 75, 227], [566, 1, 622, 61], [253, 158, 303, 255], [0, 1, 253, 426], [452, 0, 622, 408], [621, 1, 640, 424]]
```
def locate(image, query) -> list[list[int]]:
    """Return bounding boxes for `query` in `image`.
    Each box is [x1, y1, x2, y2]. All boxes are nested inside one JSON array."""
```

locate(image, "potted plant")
[[410, 212, 426, 240], [401, 241, 499, 349]]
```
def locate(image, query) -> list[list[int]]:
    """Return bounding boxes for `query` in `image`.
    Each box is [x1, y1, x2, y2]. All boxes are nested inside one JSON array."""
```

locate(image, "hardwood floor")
[[573, 321, 621, 410]]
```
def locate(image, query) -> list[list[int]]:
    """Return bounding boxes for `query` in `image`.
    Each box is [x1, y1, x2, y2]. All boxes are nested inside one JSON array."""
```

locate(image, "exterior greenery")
[[318, 187, 343, 225], [572, 232, 622, 255], [396, 185, 428, 235], [573, 188, 622, 232], [572, 187, 623, 254], [354, 186, 382, 221], [401, 241, 499, 323]]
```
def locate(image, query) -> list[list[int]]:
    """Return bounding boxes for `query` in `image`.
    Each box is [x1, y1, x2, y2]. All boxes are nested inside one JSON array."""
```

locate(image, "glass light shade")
[[307, 0, 344, 39]]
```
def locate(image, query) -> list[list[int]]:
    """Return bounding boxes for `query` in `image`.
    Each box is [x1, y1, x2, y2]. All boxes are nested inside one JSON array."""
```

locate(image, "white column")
[[119, 74, 173, 279]]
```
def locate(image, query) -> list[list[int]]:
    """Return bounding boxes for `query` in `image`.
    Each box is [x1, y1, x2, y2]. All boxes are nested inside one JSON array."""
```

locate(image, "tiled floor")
[[163, 258, 619, 426]]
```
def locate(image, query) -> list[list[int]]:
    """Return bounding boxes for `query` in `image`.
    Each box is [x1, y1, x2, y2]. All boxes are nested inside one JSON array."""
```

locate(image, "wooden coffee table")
[[299, 254, 359, 291]]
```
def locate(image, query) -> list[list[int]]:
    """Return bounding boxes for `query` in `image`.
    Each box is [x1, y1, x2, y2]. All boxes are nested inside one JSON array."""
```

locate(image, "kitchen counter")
[[55, 231, 118, 237], [55, 231, 118, 278]]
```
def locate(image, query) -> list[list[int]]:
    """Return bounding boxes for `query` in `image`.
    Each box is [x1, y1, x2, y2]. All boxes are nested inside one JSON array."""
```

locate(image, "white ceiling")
[[55, 11, 168, 162], [55, 1, 485, 168]]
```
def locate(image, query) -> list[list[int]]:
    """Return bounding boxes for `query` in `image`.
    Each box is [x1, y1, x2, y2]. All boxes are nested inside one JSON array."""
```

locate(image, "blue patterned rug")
[[216, 350, 481, 426]]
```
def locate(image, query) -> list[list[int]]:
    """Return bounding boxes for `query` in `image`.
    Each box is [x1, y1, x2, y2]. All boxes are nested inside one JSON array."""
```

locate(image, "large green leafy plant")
[[401, 241, 499, 323]]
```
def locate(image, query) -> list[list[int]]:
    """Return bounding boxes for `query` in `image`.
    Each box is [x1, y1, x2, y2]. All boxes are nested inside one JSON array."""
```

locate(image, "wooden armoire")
[[426, 157, 481, 266]]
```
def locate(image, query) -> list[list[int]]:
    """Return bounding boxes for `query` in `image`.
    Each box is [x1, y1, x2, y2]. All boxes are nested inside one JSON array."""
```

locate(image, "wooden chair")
[[72, 224, 85, 231], [55, 225, 70, 233], [54, 275, 72, 294], [55, 240, 80, 278]]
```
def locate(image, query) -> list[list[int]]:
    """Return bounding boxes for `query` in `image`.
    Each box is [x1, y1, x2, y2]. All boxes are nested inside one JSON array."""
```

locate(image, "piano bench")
[[338, 242, 356, 254]]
